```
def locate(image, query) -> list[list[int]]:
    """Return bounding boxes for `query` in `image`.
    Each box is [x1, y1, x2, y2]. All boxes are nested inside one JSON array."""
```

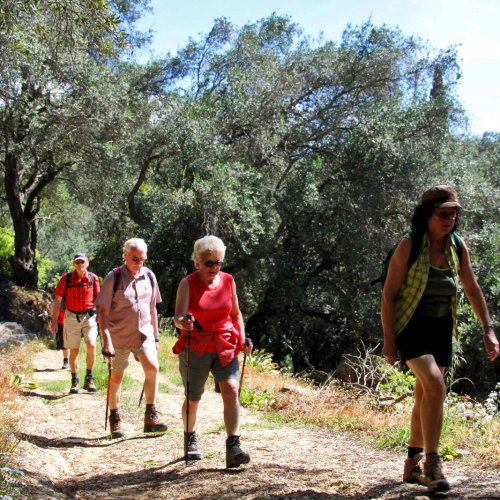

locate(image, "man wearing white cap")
[[51, 253, 100, 394]]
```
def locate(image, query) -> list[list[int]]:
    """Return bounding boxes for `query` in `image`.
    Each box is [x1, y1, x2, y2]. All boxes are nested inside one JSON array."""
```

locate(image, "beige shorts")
[[63, 311, 98, 350], [112, 337, 158, 372]]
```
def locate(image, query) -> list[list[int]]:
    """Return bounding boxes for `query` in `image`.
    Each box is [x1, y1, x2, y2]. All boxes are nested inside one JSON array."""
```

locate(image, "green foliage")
[[378, 363, 416, 398], [2, 7, 498, 396], [0, 227, 14, 277], [247, 349, 280, 373], [239, 388, 275, 410]]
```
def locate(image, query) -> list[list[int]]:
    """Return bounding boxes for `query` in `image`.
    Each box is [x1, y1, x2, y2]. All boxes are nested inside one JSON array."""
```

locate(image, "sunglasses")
[[130, 256, 147, 263], [434, 209, 458, 220], [204, 260, 224, 268], [74, 260, 86, 264]]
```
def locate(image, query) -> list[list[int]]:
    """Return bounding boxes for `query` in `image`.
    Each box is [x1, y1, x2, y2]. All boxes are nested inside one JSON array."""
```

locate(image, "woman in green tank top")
[[381, 185, 499, 495]]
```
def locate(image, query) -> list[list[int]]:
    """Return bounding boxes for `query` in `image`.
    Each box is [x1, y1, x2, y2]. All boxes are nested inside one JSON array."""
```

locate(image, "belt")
[[67, 308, 96, 322]]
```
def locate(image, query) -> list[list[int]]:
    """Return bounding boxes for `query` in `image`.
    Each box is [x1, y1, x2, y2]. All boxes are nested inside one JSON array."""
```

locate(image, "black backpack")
[[371, 230, 462, 286]]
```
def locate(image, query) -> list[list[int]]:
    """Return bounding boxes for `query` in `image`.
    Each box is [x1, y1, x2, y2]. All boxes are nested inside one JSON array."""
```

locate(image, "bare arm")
[[173, 278, 194, 331], [230, 281, 252, 354], [381, 237, 412, 365], [98, 306, 114, 357], [458, 241, 499, 361], [50, 295, 63, 334]]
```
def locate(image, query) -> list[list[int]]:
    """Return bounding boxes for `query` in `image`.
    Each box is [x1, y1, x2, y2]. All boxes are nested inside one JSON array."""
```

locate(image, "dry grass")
[[242, 364, 500, 469], [0, 340, 46, 463]]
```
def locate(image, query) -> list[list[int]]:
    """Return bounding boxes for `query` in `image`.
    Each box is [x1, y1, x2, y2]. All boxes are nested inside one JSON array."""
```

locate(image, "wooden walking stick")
[[104, 356, 113, 430]]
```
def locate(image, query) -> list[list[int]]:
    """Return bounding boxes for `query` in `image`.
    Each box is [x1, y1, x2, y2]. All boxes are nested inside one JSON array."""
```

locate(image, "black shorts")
[[395, 311, 453, 367]]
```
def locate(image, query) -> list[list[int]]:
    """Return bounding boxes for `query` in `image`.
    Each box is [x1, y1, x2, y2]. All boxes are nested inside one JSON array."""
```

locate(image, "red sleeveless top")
[[173, 271, 240, 366]]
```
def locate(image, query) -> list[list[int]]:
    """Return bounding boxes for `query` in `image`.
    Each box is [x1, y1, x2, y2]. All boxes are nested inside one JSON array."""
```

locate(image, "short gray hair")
[[123, 238, 148, 255], [192, 235, 226, 265]]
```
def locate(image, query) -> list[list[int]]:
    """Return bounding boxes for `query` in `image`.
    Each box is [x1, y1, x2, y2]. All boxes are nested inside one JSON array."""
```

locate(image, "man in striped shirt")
[[51, 253, 100, 394]]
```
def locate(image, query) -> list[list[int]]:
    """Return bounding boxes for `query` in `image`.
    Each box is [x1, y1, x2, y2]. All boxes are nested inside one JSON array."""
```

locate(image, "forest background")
[[1, 0, 498, 397]]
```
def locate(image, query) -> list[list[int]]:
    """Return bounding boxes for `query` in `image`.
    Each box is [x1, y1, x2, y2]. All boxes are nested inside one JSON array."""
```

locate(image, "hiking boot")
[[61, 360, 69, 370], [83, 376, 97, 393], [423, 454, 450, 493], [144, 406, 168, 433], [403, 452, 425, 484], [69, 379, 79, 394], [109, 411, 125, 439], [226, 435, 250, 468], [184, 432, 202, 461]]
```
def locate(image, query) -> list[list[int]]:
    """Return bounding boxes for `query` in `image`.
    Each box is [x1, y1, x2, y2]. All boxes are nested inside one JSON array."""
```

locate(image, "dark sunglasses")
[[131, 256, 146, 263], [204, 260, 223, 268]]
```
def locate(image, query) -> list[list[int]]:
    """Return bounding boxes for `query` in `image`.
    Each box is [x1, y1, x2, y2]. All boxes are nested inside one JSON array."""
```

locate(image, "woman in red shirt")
[[173, 235, 253, 468]]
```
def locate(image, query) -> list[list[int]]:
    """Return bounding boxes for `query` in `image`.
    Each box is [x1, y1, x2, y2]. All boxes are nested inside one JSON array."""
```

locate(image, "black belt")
[[67, 308, 96, 322]]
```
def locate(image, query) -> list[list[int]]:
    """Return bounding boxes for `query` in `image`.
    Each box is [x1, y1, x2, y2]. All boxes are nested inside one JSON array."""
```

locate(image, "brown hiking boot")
[[423, 454, 450, 493], [69, 379, 79, 394], [109, 411, 125, 439], [144, 406, 168, 433], [226, 435, 250, 468], [403, 452, 425, 484], [83, 376, 97, 393]]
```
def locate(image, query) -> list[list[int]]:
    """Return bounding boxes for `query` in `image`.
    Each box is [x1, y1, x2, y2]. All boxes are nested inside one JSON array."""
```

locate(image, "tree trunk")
[[4, 152, 38, 286]]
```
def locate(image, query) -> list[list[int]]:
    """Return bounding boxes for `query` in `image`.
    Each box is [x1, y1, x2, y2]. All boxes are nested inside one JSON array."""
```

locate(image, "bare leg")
[[138, 351, 159, 404], [406, 355, 446, 454], [408, 378, 424, 448], [182, 400, 200, 433], [109, 370, 125, 410], [69, 348, 79, 373], [85, 340, 95, 371], [219, 379, 240, 436]]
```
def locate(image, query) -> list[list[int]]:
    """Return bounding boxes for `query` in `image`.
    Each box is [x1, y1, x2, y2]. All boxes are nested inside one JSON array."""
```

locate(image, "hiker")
[[96, 238, 167, 438], [381, 185, 499, 494], [173, 235, 253, 467], [48, 301, 69, 370], [50, 253, 100, 393]]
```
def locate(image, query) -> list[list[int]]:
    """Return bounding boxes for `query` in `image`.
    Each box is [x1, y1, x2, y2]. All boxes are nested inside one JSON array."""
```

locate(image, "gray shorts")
[[112, 337, 158, 372], [179, 351, 240, 401]]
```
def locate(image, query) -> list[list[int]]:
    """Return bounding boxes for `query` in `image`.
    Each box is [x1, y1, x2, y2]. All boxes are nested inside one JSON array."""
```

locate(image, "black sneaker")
[[70, 379, 79, 394], [226, 435, 250, 468], [83, 376, 97, 393], [184, 432, 202, 461]]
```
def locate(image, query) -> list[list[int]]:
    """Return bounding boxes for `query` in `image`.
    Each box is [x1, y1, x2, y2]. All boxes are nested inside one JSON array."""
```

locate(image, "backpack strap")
[[451, 232, 463, 262], [112, 267, 121, 294], [112, 267, 155, 294]]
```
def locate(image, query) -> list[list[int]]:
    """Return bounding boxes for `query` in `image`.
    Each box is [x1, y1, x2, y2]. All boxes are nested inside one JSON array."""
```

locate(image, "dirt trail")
[[14, 348, 500, 499]]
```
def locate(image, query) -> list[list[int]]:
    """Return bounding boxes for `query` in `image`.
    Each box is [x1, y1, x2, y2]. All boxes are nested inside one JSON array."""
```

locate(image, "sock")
[[408, 446, 424, 459], [86, 369, 92, 378], [426, 452, 439, 457], [71, 373, 78, 382], [110, 409, 118, 416], [63, 358, 68, 363], [146, 403, 155, 412]]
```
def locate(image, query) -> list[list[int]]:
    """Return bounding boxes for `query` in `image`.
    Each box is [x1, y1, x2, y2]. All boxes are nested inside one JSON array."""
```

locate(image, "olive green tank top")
[[415, 265, 456, 317]]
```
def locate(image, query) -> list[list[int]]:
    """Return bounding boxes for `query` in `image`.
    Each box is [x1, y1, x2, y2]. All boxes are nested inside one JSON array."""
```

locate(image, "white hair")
[[192, 235, 226, 265], [123, 238, 148, 255]]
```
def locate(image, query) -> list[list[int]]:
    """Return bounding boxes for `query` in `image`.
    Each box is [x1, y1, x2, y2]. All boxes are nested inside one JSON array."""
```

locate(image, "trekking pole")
[[238, 337, 252, 401], [184, 324, 191, 465], [138, 384, 145, 407], [183, 314, 201, 465], [104, 356, 113, 430]]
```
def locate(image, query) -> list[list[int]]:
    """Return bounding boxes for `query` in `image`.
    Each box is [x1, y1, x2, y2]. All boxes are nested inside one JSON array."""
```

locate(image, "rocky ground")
[[12, 348, 500, 499]]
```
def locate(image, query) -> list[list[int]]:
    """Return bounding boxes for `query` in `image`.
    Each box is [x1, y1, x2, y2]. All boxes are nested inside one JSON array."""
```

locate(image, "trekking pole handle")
[[185, 313, 202, 331]]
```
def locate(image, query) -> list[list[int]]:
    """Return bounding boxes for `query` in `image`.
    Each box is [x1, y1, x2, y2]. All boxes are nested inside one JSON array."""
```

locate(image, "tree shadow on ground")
[[21, 389, 70, 401], [15, 432, 166, 448]]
